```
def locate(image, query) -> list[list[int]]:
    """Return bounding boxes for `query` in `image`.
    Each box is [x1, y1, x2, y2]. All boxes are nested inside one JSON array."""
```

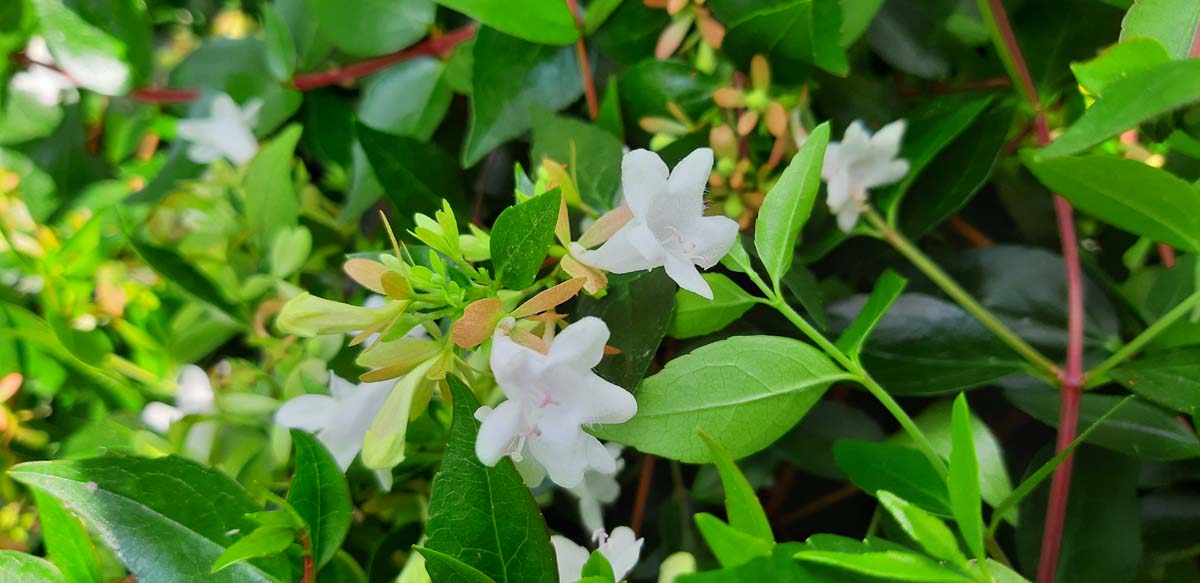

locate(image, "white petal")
[[872, 119, 907, 158], [650, 148, 712, 228], [274, 394, 338, 432], [528, 415, 590, 488], [575, 222, 665, 273], [664, 253, 712, 299], [185, 420, 216, 462], [548, 317, 610, 370], [620, 149, 669, 217], [567, 373, 637, 425], [584, 435, 617, 475], [185, 142, 223, 164], [515, 454, 548, 487], [837, 200, 863, 233], [323, 379, 395, 470], [821, 142, 844, 181], [240, 99, 264, 126], [601, 527, 644, 582], [211, 94, 243, 122], [842, 120, 871, 150], [176, 365, 214, 414], [858, 158, 910, 190], [575, 490, 604, 535], [141, 402, 182, 433], [475, 400, 524, 467], [490, 335, 547, 403], [826, 170, 853, 212], [681, 215, 738, 269], [552, 535, 590, 583]]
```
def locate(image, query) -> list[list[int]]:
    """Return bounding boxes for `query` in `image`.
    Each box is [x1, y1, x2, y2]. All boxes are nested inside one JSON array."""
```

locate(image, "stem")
[[292, 25, 477, 91], [630, 454, 656, 536], [863, 208, 1060, 379], [1086, 288, 1200, 387], [129, 87, 201, 103], [299, 531, 314, 583], [565, 0, 599, 120]]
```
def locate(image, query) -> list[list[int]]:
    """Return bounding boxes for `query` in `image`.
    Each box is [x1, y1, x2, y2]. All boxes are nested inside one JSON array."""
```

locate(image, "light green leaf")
[[1071, 37, 1171, 95], [0, 89, 63, 145], [719, 237, 755, 275], [211, 526, 295, 573], [244, 124, 303, 245], [834, 269, 906, 357], [531, 110, 624, 210], [1120, 0, 1200, 59], [754, 122, 829, 286], [312, 0, 434, 58], [490, 188, 562, 290], [424, 377, 557, 583], [910, 400, 1014, 525], [436, 0, 578, 45], [31, 490, 101, 583], [1024, 154, 1200, 253], [593, 335, 848, 462], [128, 239, 242, 321], [260, 3, 296, 81], [0, 551, 66, 583], [693, 514, 773, 568], [668, 273, 758, 339], [581, 550, 616, 583], [876, 491, 966, 567], [699, 432, 774, 542], [948, 394, 985, 564], [1039, 59, 1200, 158], [793, 550, 974, 582], [584, 0, 624, 34], [286, 431, 352, 568], [358, 58, 452, 141], [833, 439, 951, 515]]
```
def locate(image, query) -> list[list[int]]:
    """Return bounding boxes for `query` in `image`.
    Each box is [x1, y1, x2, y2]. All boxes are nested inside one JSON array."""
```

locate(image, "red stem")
[[1157, 243, 1177, 268], [299, 532, 314, 583], [985, 2, 1085, 581], [629, 454, 656, 536], [129, 87, 201, 103], [565, 0, 599, 119]]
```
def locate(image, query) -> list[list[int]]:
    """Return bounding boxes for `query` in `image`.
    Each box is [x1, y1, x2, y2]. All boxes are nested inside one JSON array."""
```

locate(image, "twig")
[[1157, 243, 1177, 267], [292, 25, 476, 91], [565, 0, 599, 120], [129, 87, 201, 103], [947, 214, 994, 248], [630, 454, 656, 536], [777, 483, 860, 527], [299, 531, 314, 583]]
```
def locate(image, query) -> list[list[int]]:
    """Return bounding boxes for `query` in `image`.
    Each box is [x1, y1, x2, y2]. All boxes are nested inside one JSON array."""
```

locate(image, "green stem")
[[1085, 288, 1200, 388], [863, 208, 1060, 380]]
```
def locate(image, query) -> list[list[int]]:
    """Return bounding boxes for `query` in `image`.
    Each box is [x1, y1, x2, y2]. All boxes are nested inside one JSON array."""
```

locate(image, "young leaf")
[[693, 513, 774, 568], [435, 0, 578, 45], [581, 550, 617, 583], [9, 456, 291, 582], [0, 551, 66, 583], [833, 439, 952, 515], [947, 394, 985, 564], [668, 273, 758, 339], [31, 489, 101, 583], [490, 188, 562, 290], [834, 269, 907, 357], [244, 124, 303, 246], [424, 377, 557, 583], [793, 550, 974, 582], [593, 336, 849, 463], [753, 122, 830, 286], [909, 400, 1014, 524], [1070, 38, 1171, 95], [719, 236, 755, 275], [127, 239, 242, 321], [531, 111, 625, 211], [414, 547, 497, 583], [286, 430, 352, 568], [211, 526, 295, 573], [876, 491, 967, 567], [699, 432, 774, 542]]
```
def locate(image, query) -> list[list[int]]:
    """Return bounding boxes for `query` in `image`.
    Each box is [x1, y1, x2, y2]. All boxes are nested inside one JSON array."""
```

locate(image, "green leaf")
[[126, 144, 205, 205], [286, 430, 352, 568], [128, 238, 242, 321], [358, 58, 452, 141], [838, 0, 885, 46], [490, 188, 561, 289], [581, 550, 616, 582], [1039, 59, 1200, 158], [31, 0, 134, 95], [834, 269, 906, 357], [244, 124, 303, 246], [575, 270, 677, 390], [1006, 388, 1200, 461], [436, 0, 578, 44], [596, 76, 624, 141], [1071, 37, 1171, 95], [9, 456, 290, 582], [909, 400, 1014, 525], [1024, 154, 1200, 253], [593, 335, 848, 462], [211, 526, 296, 573], [0, 551, 66, 583], [699, 432, 774, 542], [678, 542, 829, 583], [777, 400, 884, 480], [362, 361, 432, 469], [531, 110, 624, 210], [1109, 347, 1200, 414], [719, 236, 756, 275], [1120, 0, 1200, 60], [312, 0, 434, 58], [170, 38, 302, 133], [424, 377, 557, 583], [322, 551, 370, 583], [876, 491, 966, 567], [31, 489, 101, 583], [782, 264, 828, 331], [754, 122, 830, 286], [583, 0, 624, 34], [947, 394, 984, 563], [694, 513, 773, 568], [415, 547, 498, 583], [0, 89, 63, 145], [793, 550, 974, 582], [260, 3, 296, 81], [833, 439, 951, 515], [668, 273, 758, 339], [357, 123, 466, 228], [722, 0, 849, 78], [463, 27, 582, 166], [618, 59, 719, 122]]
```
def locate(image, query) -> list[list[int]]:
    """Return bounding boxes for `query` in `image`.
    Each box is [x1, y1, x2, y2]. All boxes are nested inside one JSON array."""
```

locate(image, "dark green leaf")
[[244, 123, 303, 245], [436, 0, 578, 44], [618, 59, 719, 122], [754, 122, 830, 285], [424, 377, 557, 583], [414, 547, 498, 583], [211, 526, 295, 573], [723, 0, 849, 77], [358, 123, 466, 229], [463, 28, 582, 166], [1070, 37, 1171, 95], [833, 439, 951, 515], [489, 188, 561, 289], [312, 0, 434, 58], [594, 335, 847, 462], [1109, 347, 1200, 414], [777, 400, 884, 479], [128, 239, 242, 321], [0, 551, 66, 583], [358, 58, 452, 141], [170, 38, 302, 133], [9, 456, 291, 582], [31, 489, 101, 583], [596, 76, 624, 141], [699, 432, 774, 542], [575, 269, 677, 390], [668, 273, 758, 339], [260, 3, 296, 82], [834, 269, 906, 357], [782, 264, 828, 331], [0, 89, 62, 145], [531, 110, 624, 210], [287, 431, 352, 568], [947, 394, 984, 563]]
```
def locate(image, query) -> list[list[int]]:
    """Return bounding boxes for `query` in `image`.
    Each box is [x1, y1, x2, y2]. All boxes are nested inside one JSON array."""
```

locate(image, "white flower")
[[821, 120, 910, 233], [567, 443, 624, 534], [141, 365, 217, 459], [553, 527, 644, 583], [176, 93, 262, 165], [475, 317, 636, 489], [274, 372, 396, 487], [11, 37, 77, 107], [575, 149, 738, 300]]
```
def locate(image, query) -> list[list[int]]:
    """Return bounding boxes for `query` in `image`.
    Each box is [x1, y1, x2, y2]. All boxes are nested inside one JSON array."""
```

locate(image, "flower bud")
[[277, 292, 405, 337]]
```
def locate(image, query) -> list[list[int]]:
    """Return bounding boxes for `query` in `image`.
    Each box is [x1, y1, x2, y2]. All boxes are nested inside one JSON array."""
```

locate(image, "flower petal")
[[621, 149, 669, 217], [274, 394, 338, 432], [475, 400, 524, 467], [836, 199, 862, 233], [176, 365, 214, 414], [826, 170, 853, 212], [490, 334, 547, 403], [602, 527, 644, 582], [552, 535, 590, 583], [652, 148, 713, 227], [548, 316, 610, 370], [141, 402, 182, 433], [575, 221, 665, 273], [682, 215, 738, 269], [664, 253, 712, 299]]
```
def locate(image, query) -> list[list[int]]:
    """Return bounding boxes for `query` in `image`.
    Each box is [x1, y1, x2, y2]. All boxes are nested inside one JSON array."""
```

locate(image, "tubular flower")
[[553, 526, 644, 583], [141, 365, 217, 460], [176, 93, 262, 165], [821, 120, 910, 232]]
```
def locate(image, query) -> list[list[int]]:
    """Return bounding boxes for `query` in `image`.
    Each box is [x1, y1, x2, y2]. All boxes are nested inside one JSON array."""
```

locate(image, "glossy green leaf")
[[910, 400, 1014, 524], [699, 432, 774, 542], [1109, 347, 1200, 414], [833, 439, 951, 515], [722, 0, 849, 77], [1025, 154, 1200, 253], [694, 513, 773, 568], [128, 239, 242, 320], [1071, 37, 1171, 95], [754, 122, 829, 285], [782, 264, 828, 331], [260, 3, 296, 81], [1120, 0, 1200, 60], [1006, 388, 1200, 461], [286, 430, 352, 568], [31, 489, 101, 583], [876, 491, 966, 567], [793, 550, 973, 582], [778, 400, 884, 480], [719, 236, 755, 276], [358, 123, 466, 228], [463, 28, 582, 166], [618, 59, 719, 121], [581, 550, 616, 582], [0, 551, 66, 583], [678, 542, 835, 583], [834, 269, 906, 357], [170, 38, 302, 133], [9, 456, 291, 582], [594, 335, 848, 462], [436, 0, 578, 45], [531, 110, 624, 210], [211, 526, 295, 573], [583, 0, 623, 34], [668, 273, 758, 339], [0, 89, 63, 145], [414, 547, 497, 583], [1039, 59, 1200, 158], [490, 188, 561, 289], [575, 270, 676, 390], [424, 377, 557, 583], [947, 394, 984, 563], [244, 124, 302, 245], [312, 0, 434, 58], [358, 58, 452, 141]]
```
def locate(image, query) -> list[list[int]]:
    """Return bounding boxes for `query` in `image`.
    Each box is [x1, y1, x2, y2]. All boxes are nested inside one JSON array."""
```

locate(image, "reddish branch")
[[565, 0, 599, 120], [299, 532, 314, 583], [984, 2, 1085, 581], [629, 454, 656, 536]]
